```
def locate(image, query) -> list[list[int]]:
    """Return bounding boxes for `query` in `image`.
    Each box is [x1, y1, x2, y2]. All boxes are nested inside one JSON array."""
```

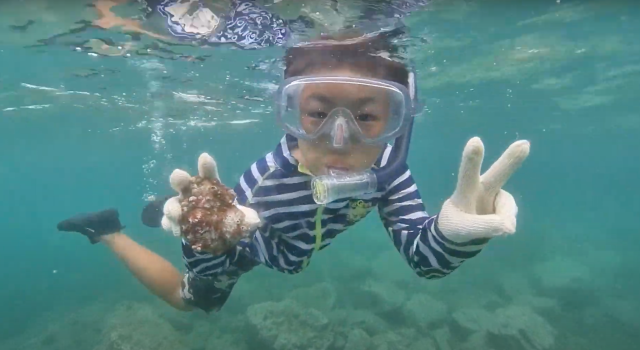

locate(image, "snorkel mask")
[[275, 30, 420, 204]]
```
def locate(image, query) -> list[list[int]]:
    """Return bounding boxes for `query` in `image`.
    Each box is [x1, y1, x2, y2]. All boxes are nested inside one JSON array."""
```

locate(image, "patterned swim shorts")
[[180, 249, 259, 313], [156, 0, 288, 49]]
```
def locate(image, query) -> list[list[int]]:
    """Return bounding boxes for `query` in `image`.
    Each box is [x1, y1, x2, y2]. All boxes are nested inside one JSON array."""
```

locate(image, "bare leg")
[[101, 232, 192, 311]]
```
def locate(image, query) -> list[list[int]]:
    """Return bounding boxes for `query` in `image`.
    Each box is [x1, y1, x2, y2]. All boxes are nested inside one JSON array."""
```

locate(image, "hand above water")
[[437, 137, 530, 243], [161, 153, 261, 255]]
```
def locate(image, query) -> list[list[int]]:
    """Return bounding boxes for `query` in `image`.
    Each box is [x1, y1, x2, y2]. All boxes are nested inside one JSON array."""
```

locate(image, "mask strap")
[[408, 71, 416, 101]]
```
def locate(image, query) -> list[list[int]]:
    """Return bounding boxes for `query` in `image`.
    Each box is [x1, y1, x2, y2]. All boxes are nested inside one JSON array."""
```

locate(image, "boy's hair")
[[284, 28, 410, 89]]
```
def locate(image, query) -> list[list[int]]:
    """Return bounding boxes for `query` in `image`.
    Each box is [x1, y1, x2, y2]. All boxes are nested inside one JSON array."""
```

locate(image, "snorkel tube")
[[311, 72, 417, 205]]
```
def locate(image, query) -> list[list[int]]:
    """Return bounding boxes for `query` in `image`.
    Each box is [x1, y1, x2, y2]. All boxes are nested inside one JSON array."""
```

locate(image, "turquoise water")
[[1, 0, 639, 349]]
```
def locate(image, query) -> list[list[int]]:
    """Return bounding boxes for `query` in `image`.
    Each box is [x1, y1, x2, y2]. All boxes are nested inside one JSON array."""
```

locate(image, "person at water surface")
[[87, 0, 432, 52], [57, 28, 531, 313]]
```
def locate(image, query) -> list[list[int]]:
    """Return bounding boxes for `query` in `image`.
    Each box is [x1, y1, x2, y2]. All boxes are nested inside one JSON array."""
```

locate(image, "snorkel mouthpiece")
[[312, 170, 378, 205]]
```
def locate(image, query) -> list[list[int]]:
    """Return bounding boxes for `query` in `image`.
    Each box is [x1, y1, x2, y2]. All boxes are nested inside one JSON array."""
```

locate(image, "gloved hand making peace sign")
[[437, 137, 531, 243]]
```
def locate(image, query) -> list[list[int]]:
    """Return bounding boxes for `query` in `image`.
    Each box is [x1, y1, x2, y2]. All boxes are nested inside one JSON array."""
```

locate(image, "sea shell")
[[178, 175, 252, 255]]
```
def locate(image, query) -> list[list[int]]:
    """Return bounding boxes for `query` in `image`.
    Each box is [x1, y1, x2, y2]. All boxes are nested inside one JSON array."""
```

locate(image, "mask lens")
[[277, 77, 410, 144]]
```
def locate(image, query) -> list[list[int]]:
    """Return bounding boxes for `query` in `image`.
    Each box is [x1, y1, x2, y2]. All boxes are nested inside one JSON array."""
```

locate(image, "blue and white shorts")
[[156, 0, 288, 49]]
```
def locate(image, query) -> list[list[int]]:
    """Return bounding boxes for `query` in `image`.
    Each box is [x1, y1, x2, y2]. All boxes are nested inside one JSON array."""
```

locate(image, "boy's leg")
[[103, 232, 256, 313], [58, 209, 189, 310], [100, 232, 191, 311], [58, 208, 257, 313]]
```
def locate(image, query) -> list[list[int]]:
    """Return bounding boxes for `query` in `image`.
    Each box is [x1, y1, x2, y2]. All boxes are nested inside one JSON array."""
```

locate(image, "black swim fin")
[[57, 208, 125, 244]]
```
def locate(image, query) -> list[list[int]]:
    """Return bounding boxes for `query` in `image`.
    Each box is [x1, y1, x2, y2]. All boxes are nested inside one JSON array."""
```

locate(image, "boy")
[[57, 29, 530, 313]]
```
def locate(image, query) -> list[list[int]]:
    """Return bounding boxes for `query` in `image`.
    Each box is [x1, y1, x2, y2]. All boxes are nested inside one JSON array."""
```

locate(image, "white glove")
[[161, 153, 261, 254], [437, 137, 530, 243]]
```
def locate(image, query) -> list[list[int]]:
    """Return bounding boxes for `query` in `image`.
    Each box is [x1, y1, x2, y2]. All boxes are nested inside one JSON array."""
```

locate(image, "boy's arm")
[[378, 137, 530, 278], [184, 153, 293, 277], [231, 156, 306, 274], [162, 153, 264, 280], [377, 166, 489, 279]]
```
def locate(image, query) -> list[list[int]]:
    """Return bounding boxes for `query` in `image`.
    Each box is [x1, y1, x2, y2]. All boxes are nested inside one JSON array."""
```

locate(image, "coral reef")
[[371, 330, 417, 350], [453, 305, 556, 350], [94, 302, 188, 350], [358, 278, 407, 312], [402, 294, 449, 328], [344, 328, 372, 350], [447, 287, 504, 312], [286, 282, 336, 314], [499, 272, 534, 299], [534, 257, 591, 289], [204, 334, 249, 350], [432, 327, 453, 350], [370, 251, 416, 284], [329, 309, 390, 337], [0, 302, 111, 350], [247, 299, 334, 350], [369, 328, 443, 350]]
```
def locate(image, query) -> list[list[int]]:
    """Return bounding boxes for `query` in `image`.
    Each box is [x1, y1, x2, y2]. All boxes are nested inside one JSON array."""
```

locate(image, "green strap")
[[301, 205, 324, 269], [314, 205, 324, 251]]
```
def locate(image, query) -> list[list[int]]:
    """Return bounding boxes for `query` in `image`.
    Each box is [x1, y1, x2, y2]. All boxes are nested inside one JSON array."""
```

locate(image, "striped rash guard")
[[179, 134, 489, 313]]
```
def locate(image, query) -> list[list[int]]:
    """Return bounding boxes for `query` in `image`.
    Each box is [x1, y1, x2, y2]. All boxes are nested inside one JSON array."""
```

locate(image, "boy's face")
[[292, 69, 391, 176]]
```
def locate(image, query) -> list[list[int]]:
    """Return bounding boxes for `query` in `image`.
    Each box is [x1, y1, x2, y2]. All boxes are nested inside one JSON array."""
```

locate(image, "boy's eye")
[[307, 111, 328, 119], [356, 113, 379, 122]]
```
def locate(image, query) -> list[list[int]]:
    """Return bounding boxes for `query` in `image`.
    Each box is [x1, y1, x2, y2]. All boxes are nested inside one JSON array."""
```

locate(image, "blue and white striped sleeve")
[[377, 166, 490, 279], [181, 156, 274, 278], [232, 154, 311, 274]]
